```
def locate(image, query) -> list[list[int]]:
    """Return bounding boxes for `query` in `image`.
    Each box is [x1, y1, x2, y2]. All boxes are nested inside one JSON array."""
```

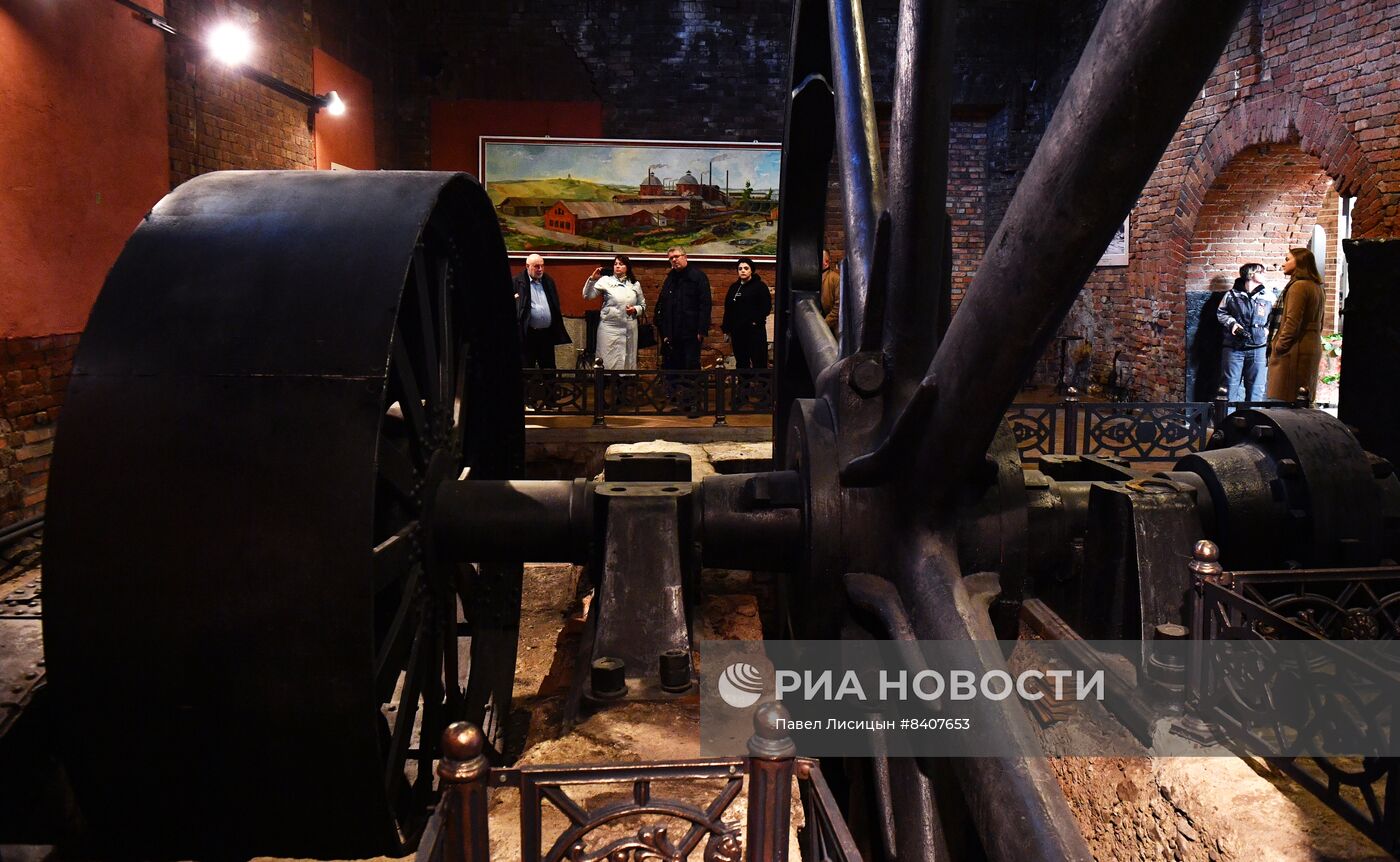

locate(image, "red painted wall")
[[430, 99, 606, 316], [0, 0, 170, 338], [313, 47, 376, 170]]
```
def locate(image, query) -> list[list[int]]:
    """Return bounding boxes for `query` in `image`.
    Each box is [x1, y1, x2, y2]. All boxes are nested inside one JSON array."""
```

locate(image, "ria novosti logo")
[[717, 662, 765, 708]]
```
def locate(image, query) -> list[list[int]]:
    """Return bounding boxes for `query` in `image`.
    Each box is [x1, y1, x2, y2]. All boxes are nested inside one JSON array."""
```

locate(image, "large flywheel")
[[42, 171, 523, 858]]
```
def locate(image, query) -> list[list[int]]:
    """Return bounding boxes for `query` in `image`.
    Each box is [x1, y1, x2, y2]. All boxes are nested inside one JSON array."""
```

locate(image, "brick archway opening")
[[1128, 93, 1379, 399], [1186, 140, 1339, 316]]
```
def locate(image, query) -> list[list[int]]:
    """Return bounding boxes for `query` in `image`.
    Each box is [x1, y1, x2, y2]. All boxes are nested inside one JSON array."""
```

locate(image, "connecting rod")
[[916, 0, 1250, 497], [827, 0, 884, 355]]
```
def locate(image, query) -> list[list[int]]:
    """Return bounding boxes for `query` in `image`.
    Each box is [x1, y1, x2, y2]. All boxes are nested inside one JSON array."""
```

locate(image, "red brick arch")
[[1127, 91, 1383, 399], [1166, 92, 1383, 264]]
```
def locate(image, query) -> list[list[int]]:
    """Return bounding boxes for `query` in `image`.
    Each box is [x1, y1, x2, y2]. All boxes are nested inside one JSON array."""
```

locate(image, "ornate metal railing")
[[417, 706, 861, 862], [523, 368, 773, 427], [1006, 390, 1317, 463], [1185, 546, 1400, 854], [524, 369, 1321, 463]]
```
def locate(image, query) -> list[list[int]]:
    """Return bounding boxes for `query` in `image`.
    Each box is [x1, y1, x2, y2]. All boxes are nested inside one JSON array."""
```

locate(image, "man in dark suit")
[[514, 253, 571, 368], [655, 247, 710, 370]]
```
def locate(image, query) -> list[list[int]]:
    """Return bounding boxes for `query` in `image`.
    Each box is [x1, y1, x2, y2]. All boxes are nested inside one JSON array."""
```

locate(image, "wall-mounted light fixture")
[[207, 21, 254, 67], [111, 0, 346, 124]]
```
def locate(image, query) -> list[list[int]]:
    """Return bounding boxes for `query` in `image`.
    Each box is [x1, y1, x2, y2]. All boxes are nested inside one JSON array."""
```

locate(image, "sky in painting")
[[485, 141, 781, 191]]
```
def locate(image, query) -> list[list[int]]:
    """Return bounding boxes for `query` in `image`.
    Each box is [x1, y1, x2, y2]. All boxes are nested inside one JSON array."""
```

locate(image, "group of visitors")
[[1217, 247, 1326, 403], [516, 245, 844, 372]]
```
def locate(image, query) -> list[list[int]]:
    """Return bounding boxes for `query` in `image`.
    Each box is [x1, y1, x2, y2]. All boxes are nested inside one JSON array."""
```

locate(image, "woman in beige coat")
[[1266, 247, 1325, 402]]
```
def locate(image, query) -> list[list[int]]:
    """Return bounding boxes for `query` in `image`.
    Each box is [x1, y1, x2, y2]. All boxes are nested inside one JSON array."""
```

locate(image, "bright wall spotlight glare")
[[208, 22, 253, 66], [324, 91, 346, 116]]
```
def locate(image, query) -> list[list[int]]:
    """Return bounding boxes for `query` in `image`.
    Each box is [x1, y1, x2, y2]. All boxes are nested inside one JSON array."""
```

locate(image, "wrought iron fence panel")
[[1190, 567, 1400, 854], [796, 759, 864, 862], [610, 370, 711, 415], [1079, 402, 1211, 462], [724, 369, 775, 415], [524, 369, 592, 415], [1005, 403, 1060, 461]]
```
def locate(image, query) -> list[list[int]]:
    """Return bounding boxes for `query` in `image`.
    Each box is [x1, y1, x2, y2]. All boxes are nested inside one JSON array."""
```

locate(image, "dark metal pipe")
[[792, 294, 840, 384], [919, 0, 1250, 496], [699, 472, 804, 572], [0, 515, 43, 548], [883, 0, 954, 393], [827, 0, 885, 354], [431, 479, 590, 563]]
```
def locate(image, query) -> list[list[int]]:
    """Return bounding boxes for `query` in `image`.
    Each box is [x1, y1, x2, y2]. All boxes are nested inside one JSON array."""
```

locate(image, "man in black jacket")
[[1216, 261, 1273, 402], [655, 247, 710, 370], [514, 254, 572, 368]]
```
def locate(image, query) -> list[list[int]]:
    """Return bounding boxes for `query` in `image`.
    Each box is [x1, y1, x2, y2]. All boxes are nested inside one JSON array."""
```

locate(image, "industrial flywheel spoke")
[[391, 328, 433, 464], [410, 247, 443, 417], [436, 254, 456, 423]]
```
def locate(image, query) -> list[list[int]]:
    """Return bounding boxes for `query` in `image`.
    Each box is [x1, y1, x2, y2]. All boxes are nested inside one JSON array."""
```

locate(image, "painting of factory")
[[480, 136, 781, 260]]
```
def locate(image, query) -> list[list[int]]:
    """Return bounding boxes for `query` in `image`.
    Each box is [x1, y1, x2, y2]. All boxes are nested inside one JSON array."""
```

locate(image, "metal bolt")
[[659, 649, 692, 693], [1277, 458, 1300, 478], [1229, 415, 1248, 431], [1250, 425, 1274, 442], [590, 657, 627, 700], [849, 354, 885, 398]]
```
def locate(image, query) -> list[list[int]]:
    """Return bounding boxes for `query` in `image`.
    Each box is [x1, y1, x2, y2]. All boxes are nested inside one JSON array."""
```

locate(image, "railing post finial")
[[438, 722, 491, 862], [745, 701, 795, 862], [1188, 539, 1223, 584]]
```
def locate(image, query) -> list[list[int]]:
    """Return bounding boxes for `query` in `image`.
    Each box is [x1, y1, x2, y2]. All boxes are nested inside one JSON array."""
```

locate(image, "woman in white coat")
[[583, 254, 646, 370]]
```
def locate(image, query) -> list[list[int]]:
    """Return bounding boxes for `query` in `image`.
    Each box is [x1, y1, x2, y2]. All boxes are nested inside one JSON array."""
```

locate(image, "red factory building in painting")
[[544, 201, 690, 237]]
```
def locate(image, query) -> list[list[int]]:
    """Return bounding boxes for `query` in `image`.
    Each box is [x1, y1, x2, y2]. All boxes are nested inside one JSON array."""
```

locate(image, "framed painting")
[[479, 136, 781, 261], [1099, 215, 1129, 267]]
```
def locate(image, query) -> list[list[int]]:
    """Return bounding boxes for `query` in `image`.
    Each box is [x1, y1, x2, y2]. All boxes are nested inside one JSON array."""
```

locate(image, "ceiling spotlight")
[[322, 91, 346, 116], [208, 22, 253, 66]]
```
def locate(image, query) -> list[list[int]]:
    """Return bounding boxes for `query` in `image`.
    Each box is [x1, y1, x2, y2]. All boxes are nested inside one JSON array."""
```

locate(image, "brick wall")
[[1123, 0, 1400, 399], [1315, 185, 1341, 329], [0, 336, 78, 526], [164, 0, 400, 185], [948, 120, 989, 307], [1185, 142, 1332, 295], [165, 0, 317, 184], [0, 0, 402, 526]]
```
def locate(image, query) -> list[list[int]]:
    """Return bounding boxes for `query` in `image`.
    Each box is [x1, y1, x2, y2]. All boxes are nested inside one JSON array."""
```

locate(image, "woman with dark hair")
[[721, 257, 772, 369], [584, 254, 646, 370], [1266, 247, 1326, 402]]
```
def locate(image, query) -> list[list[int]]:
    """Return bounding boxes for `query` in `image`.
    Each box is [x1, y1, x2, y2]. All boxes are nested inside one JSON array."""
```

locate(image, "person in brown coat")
[[820, 249, 841, 334], [1266, 247, 1325, 402]]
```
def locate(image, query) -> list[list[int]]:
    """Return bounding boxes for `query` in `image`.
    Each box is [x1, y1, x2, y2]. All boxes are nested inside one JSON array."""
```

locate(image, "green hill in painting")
[[487, 178, 631, 206]]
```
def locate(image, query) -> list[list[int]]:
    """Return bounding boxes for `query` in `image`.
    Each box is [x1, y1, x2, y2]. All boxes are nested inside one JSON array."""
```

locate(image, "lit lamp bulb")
[[208, 22, 253, 66], [324, 91, 347, 116]]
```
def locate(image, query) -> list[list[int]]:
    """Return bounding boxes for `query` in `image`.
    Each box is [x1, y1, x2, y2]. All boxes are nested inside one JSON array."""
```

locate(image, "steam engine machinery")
[[2, 0, 1397, 859]]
